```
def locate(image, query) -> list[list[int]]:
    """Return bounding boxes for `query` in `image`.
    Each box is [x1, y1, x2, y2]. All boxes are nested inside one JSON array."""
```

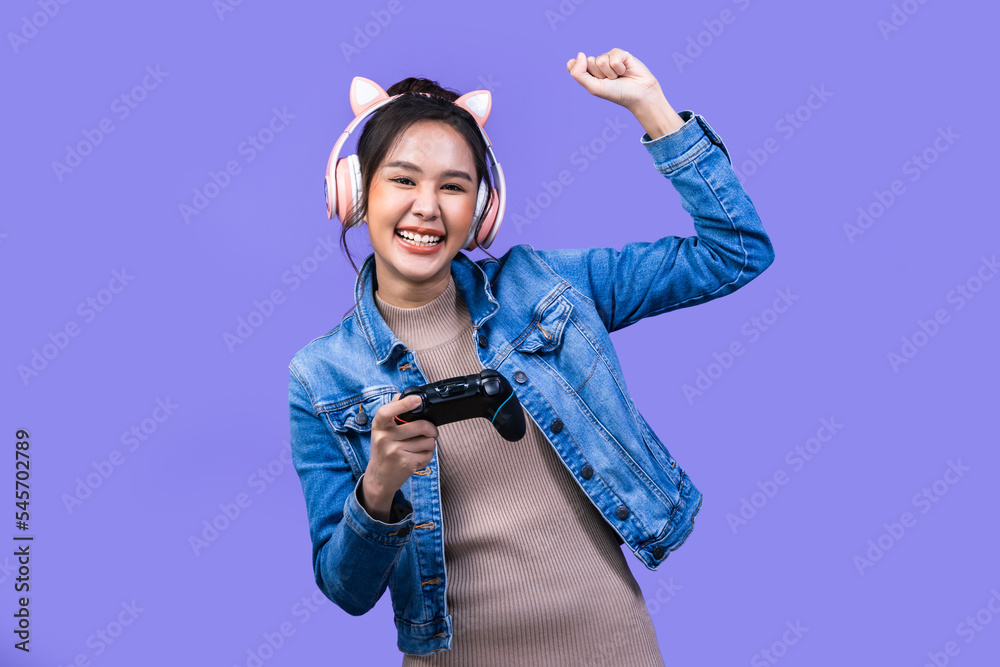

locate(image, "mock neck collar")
[[373, 273, 471, 351], [353, 252, 499, 364]]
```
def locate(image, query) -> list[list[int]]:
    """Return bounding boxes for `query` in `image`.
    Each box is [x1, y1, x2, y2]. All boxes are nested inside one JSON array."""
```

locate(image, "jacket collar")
[[353, 252, 499, 365]]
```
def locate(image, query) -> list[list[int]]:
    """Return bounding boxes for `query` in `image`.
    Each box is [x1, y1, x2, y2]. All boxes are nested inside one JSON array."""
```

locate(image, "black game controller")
[[394, 369, 526, 442]]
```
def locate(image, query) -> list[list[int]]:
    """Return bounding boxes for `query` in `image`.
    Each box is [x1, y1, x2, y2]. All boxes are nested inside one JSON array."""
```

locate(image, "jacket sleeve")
[[288, 364, 415, 616], [532, 110, 775, 333]]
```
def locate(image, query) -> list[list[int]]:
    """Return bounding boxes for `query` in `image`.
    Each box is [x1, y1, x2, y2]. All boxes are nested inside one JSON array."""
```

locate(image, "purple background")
[[3, 0, 998, 665]]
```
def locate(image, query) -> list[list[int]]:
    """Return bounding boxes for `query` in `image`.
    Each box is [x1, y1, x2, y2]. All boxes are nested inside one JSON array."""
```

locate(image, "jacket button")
[[550, 419, 564, 433], [356, 408, 368, 426], [580, 464, 593, 480], [615, 505, 629, 520], [478, 334, 488, 348], [652, 545, 666, 560], [513, 371, 527, 384]]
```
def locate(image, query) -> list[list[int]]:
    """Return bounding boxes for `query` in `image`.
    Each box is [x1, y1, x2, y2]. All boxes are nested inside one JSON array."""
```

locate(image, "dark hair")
[[337, 77, 499, 316]]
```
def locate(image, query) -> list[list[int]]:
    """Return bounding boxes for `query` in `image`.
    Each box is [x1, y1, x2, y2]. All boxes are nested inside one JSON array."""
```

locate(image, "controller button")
[[550, 419, 564, 434], [513, 371, 527, 384], [478, 334, 488, 348], [652, 545, 666, 560], [615, 505, 630, 520], [484, 379, 501, 396], [580, 464, 593, 480], [481, 369, 499, 378]]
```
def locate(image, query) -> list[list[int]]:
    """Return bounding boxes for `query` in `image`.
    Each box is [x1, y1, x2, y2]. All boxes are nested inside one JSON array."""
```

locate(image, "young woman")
[[289, 48, 775, 665]]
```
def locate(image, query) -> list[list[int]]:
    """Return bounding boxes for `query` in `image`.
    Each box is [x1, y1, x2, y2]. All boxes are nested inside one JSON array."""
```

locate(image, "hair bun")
[[386, 77, 459, 103]]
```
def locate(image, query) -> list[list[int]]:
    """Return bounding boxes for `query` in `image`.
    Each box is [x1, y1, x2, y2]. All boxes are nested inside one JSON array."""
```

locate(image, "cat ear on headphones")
[[454, 90, 492, 128], [350, 77, 390, 117]]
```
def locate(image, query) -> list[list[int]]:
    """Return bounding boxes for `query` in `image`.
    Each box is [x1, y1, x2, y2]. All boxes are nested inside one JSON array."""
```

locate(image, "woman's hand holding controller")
[[360, 393, 438, 522]]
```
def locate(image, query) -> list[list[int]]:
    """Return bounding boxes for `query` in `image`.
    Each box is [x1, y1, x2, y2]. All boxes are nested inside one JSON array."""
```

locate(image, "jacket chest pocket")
[[514, 295, 603, 394], [319, 389, 396, 475]]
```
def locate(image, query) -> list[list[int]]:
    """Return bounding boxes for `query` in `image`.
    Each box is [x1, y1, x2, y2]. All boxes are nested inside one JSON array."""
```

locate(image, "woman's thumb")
[[566, 52, 599, 93]]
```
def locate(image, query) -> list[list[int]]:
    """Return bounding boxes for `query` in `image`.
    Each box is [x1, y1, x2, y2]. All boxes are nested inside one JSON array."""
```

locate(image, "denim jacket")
[[288, 110, 775, 656]]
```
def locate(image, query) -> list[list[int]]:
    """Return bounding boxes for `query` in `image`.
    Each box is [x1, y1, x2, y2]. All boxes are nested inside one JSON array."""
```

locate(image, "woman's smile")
[[393, 227, 446, 254]]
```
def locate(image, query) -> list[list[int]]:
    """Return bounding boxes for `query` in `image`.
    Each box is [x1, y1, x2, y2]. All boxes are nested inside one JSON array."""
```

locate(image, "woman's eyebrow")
[[383, 160, 474, 183]]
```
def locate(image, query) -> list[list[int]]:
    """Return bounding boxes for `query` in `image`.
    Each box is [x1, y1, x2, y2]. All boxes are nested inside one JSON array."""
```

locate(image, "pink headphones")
[[324, 76, 507, 251]]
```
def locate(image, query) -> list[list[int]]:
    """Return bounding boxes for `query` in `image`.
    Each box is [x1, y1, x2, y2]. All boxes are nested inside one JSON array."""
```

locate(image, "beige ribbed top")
[[375, 273, 665, 667]]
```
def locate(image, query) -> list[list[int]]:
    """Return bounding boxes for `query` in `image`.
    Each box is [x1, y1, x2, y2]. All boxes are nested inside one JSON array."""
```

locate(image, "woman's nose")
[[409, 185, 440, 219]]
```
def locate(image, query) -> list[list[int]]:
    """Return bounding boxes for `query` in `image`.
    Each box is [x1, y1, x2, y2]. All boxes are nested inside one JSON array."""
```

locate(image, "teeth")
[[397, 229, 442, 246]]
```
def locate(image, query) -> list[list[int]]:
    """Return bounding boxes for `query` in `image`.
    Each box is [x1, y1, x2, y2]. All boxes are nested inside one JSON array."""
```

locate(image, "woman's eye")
[[390, 177, 464, 192]]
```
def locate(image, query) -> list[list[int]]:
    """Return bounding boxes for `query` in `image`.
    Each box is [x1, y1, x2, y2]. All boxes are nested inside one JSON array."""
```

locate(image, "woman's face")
[[365, 120, 479, 307]]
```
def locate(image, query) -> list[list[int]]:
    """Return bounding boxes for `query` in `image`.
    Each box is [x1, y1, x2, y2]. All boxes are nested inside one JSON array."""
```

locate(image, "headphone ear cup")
[[471, 185, 500, 250], [348, 154, 364, 225], [324, 172, 335, 220], [335, 154, 364, 226], [464, 179, 490, 250]]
